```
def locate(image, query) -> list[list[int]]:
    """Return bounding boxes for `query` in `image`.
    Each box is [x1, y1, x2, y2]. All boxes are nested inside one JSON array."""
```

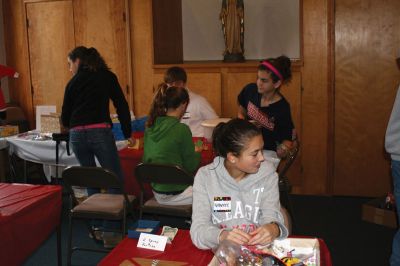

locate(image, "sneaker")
[[102, 232, 123, 249], [89, 230, 103, 241]]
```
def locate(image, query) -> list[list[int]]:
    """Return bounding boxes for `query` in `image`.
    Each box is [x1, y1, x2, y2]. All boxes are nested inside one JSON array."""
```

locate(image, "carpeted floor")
[[23, 193, 397, 266]]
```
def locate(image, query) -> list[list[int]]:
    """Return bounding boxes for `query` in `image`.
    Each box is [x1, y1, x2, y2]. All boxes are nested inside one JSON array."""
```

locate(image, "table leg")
[[23, 159, 27, 183]]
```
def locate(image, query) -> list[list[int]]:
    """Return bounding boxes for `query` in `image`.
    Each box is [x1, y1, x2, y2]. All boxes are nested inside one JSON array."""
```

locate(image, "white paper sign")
[[137, 233, 168, 251]]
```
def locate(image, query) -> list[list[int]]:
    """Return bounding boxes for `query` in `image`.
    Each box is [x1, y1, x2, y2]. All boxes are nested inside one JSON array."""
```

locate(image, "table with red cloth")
[[118, 137, 214, 198], [98, 229, 332, 266], [0, 183, 62, 266]]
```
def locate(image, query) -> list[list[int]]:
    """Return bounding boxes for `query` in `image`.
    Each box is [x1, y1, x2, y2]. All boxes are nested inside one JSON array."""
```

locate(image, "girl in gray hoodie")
[[190, 119, 288, 250]]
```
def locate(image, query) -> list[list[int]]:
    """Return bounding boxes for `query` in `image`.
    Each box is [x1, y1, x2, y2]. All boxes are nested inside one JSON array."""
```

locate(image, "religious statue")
[[220, 0, 245, 62]]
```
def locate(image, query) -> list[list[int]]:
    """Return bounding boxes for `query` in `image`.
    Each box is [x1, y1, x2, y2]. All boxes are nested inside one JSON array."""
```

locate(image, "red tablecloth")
[[119, 137, 214, 198], [0, 183, 62, 266], [98, 230, 332, 266], [98, 229, 214, 266]]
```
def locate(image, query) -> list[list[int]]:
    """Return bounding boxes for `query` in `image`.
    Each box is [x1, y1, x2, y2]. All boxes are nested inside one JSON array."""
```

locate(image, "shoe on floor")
[[103, 232, 123, 249], [89, 230, 103, 241]]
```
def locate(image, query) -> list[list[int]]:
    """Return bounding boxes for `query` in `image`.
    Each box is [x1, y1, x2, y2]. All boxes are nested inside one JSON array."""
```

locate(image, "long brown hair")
[[68, 46, 109, 72], [146, 83, 189, 127]]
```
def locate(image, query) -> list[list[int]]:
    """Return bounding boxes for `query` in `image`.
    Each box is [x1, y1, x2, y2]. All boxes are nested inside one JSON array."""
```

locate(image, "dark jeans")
[[391, 160, 400, 266], [70, 127, 123, 230]]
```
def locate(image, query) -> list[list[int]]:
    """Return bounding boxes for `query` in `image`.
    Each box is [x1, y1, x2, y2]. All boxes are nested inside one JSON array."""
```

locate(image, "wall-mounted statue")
[[220, 0, 245, 62]]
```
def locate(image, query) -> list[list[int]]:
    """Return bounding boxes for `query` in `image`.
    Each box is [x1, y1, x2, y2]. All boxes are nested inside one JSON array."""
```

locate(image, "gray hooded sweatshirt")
[[385, 85, 400, 161], [190, 156, 288, 250]]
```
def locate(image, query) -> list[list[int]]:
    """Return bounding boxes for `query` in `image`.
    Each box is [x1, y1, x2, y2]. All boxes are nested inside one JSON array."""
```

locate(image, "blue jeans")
[[391, 160, 400, 266], [70, 127, 124, 230]]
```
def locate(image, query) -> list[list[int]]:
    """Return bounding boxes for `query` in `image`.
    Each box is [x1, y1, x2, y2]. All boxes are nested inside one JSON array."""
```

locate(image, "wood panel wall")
[[334, 0, 400, 196], [26, 1, 75, 112], [3, 0, 34, 125], [297, 0, 332, 194], [3, 0, 334, 195]]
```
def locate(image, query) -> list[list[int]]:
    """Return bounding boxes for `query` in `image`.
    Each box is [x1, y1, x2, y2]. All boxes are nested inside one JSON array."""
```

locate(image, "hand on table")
[[127, 137, 136, 148], [219, 223, 279, 247]]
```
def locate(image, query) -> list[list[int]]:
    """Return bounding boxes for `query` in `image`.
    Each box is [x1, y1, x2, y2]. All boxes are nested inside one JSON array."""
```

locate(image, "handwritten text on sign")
[[137, 233, 168, 251]]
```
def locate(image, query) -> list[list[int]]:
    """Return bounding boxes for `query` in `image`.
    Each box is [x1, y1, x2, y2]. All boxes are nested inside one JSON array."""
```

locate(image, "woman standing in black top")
[[238, 55, 296, 158], [61, 46, 132, 247]]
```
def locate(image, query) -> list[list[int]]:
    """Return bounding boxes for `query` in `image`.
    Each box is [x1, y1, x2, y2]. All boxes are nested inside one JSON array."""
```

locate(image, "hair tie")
[[261, 61, 283, 81]]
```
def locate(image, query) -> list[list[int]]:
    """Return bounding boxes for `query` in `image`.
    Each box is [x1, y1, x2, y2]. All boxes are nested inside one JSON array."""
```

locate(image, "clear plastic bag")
[[214, 240, 285, 266]]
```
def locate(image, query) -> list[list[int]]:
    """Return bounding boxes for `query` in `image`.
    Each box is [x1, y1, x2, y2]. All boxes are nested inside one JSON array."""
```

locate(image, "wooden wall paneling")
[[300, 0, 331, 194], [73, 0, 131, 111], [152, 0, 183, 64], [152, 73, 164, 93], [334, 0, 400, 196], [224, 72, 255, 118], [26, 0, 75, 114], [130, 0, 154, 117], [185, 73, 221, 116], [3, 0, 34, 127]]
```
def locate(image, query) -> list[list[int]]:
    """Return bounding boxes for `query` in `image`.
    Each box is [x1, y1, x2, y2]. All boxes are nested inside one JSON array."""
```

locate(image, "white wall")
[[0, 2, 9, 101], [182, 0, 300, 61]]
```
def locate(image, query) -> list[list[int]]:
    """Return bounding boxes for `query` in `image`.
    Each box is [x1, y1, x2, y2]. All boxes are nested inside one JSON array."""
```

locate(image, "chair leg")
[[123, 207, 127, 235], [139, 207, 143, 220], [66, 215, 74, 266], [56, 225, 62, 266], [280, 189, 297, 234]]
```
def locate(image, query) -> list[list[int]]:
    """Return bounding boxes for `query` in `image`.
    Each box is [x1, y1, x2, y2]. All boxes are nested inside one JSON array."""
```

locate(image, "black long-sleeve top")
[[61, 67, 132, 139]]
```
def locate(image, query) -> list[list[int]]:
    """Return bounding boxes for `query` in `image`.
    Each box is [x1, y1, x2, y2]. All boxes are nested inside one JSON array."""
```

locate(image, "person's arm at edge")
[[61, 83, 72, 129], [238, 105, 247, 119], [109, 72, 133, 141], [190, 167, 223, 250], [256, 169, 288, 240]]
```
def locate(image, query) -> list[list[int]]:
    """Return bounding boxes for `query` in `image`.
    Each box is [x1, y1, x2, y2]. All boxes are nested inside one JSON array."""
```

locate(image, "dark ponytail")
[[146, 83, 189, 127], [212, 118, 261, 157]]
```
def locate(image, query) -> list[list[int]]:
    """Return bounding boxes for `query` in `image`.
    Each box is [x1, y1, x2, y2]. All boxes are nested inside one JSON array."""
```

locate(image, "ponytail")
[[258, 55, 292, 84], [146, 83, 189, 127]]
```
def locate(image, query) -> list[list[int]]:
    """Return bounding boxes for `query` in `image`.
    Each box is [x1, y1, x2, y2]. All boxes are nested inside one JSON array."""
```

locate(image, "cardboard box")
[[40, 113, 61, 133], [0, 125, 19, 137], [362, 197, 398, 228]]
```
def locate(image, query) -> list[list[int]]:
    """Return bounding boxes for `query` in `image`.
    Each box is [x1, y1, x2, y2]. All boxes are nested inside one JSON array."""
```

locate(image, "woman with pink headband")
[[237, 55, 296, 158]]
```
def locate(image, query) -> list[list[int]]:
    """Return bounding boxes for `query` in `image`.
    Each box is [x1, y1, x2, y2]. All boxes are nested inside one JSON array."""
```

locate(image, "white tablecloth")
[[6, 132, 128, 181]]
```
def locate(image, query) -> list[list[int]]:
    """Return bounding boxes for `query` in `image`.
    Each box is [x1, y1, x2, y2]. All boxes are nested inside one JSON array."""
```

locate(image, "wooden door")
[[334, 0, 400, 196], [73, 0, 132, 111], [26, 1, 75, 113]]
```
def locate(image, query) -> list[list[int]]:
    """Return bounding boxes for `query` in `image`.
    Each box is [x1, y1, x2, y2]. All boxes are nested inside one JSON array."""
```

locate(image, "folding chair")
[[62, 166, 136, 266], [135, 162, 194, 219], [277, 141, 300, 233]]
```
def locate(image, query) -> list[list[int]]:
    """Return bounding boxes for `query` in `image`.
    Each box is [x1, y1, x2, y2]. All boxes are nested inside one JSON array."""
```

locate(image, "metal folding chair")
[[135, 162, 194, 219], [63, 166, 136, 266], [278, 141, 300, 233]]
